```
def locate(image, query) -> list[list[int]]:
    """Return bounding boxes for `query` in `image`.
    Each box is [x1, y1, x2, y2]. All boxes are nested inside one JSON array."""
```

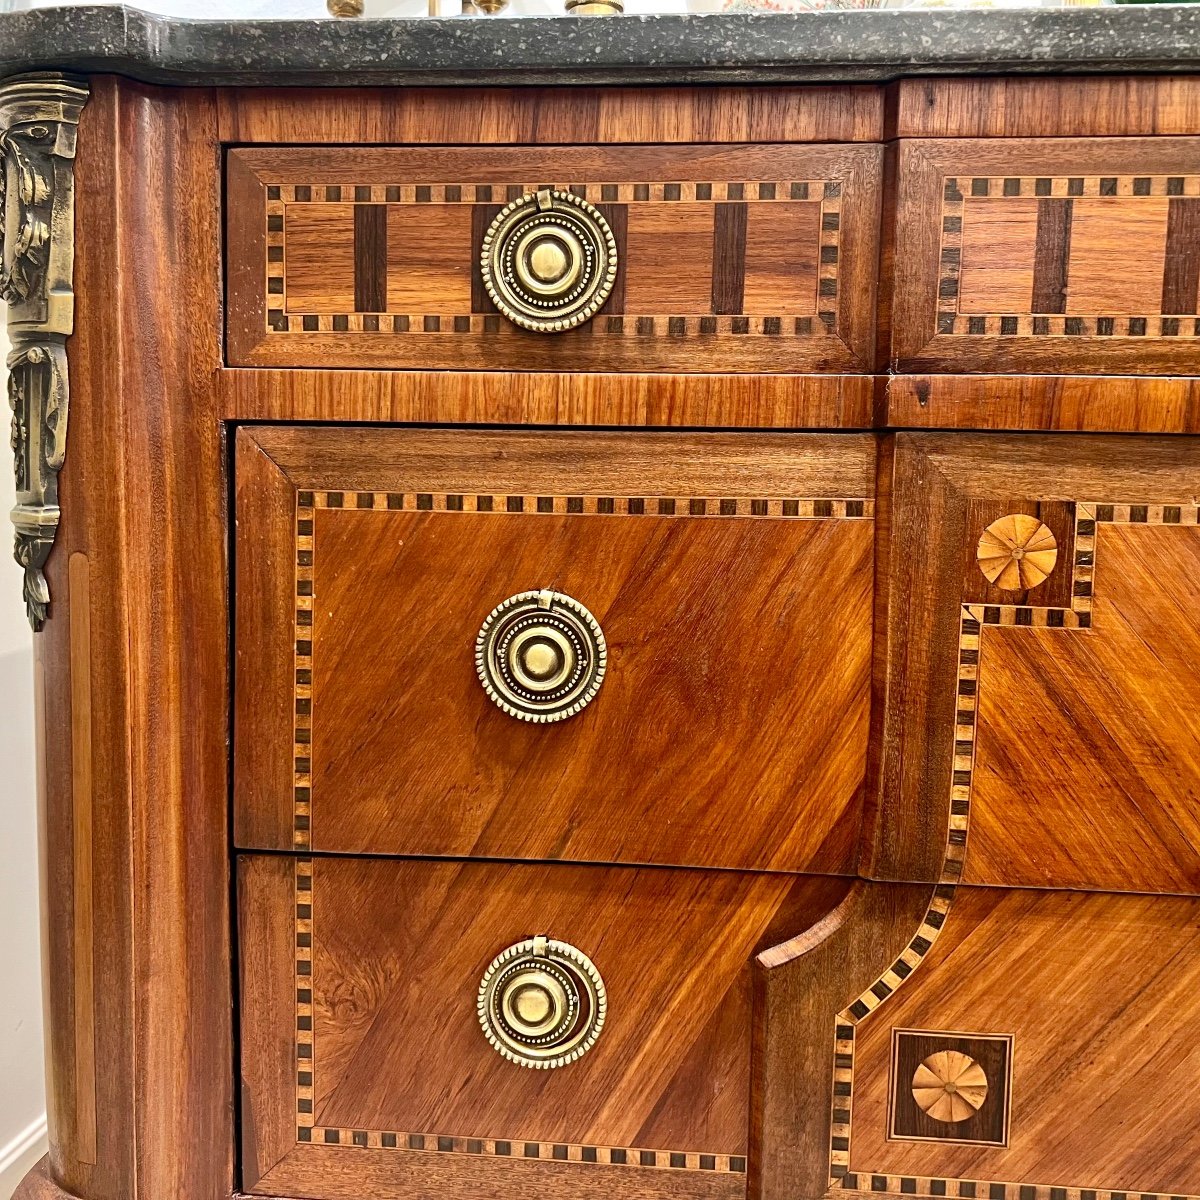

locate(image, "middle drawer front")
[[233, 427, 875, 871]]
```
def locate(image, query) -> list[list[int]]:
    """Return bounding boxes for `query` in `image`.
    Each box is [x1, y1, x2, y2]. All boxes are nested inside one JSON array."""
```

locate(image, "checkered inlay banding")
[[267, 312, 829, 337], [295, 858, 314, 1133], [830, 500, 1200, 1194], [263, 177, 846, 338], [304, 492, 873, 518], [296, 1128, 746, 1173], [936, 174, 1200, 338], [288, 488, 871, 1170], [817, 181, 843, 333], [293, 491, 315, 851], [268, 179, 836, 206]]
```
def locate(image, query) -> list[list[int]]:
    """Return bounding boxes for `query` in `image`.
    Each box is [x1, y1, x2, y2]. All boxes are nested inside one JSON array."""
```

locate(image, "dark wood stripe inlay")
[[353, 204, 388, 314], [1031, 198, 1073, 315], [597, 203, 628, 315], [711, 202, 748, 315], [470, 204, 503, 314], [1162, 197, 1200, 315]]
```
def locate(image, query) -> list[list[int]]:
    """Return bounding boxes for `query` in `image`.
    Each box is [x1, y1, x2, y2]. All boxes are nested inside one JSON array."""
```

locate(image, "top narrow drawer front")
[[226, 144, 882, 372], [890, 137, 1200, 376]]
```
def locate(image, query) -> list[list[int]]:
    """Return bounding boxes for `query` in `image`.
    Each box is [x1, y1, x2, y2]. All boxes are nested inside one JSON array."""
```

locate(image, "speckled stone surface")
[[1, 3, 1199, 87]]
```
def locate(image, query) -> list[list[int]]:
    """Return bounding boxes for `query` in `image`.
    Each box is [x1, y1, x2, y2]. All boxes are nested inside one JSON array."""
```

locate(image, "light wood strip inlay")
[[68, 551, 97, 1165]]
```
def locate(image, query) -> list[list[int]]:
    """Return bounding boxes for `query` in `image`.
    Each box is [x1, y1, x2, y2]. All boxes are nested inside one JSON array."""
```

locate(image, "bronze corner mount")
[[1, 72, 88, 630]]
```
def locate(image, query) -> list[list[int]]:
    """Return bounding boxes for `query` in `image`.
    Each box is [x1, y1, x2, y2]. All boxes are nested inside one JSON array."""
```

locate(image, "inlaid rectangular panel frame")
[[888, 138, 1200, 375], [226, 143, 882, 374]]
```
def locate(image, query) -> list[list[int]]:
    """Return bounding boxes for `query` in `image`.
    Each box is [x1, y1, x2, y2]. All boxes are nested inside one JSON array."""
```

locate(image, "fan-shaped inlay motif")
[[911, 1050, 989, 1124], [976, 514, 1058, 590]]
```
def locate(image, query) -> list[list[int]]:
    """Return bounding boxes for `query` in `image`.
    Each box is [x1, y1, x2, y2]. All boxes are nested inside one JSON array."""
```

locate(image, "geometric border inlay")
[[290, 487, 874, 1171], [937, 175, 1200, 339], [829, 499, 1200, 1195]]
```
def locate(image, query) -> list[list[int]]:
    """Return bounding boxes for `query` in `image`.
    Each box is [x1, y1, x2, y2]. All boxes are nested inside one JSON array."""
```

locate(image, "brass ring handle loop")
[[475, 589, 606, 723], [479, 188, 618, 333], [478, 935, 607, 1069]]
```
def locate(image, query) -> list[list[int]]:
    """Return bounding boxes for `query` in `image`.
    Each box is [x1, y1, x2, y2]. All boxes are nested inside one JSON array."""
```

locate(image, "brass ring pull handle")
[[479, 189, 618, 333], [478, 935, 607, 1069], [475, 589, 606, 723]]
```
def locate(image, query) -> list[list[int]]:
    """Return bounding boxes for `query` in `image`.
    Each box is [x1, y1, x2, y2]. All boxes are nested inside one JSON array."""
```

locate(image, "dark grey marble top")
[[2, 3, 1200, 87]]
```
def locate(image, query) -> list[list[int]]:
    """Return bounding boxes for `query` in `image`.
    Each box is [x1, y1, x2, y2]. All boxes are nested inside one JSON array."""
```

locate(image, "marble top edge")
[[2, 4, 1200, 87]]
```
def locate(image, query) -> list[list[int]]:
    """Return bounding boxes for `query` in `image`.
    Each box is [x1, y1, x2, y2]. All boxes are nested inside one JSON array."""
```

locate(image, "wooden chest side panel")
[[888, 138, 1200, 375], [844, 886, 1200, 1196], [226, 143, 881, 373]]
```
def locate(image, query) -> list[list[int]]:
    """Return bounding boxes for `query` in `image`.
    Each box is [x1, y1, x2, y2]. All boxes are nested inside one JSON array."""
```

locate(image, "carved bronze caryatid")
[[1, 74, 87, 629]]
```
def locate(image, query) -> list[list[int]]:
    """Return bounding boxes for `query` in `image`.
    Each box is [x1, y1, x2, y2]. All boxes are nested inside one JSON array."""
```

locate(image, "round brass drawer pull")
[[478, 935, 607, 1069], [475, 589, 606, 723], [479, 188, 618, 333]]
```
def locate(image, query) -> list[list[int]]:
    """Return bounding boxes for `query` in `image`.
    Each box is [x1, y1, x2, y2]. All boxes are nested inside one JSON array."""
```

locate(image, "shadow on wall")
[[0, 645, 46, 1198]]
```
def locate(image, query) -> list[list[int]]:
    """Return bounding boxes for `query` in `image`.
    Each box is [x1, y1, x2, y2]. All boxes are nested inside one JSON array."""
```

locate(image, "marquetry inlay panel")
[[227, 145, 882, 371], [289, 486, 873, 868], [938, 174, 1200, 338], [827, 498, 1200, 1200], [890, 1031, 1012, 1147], [289, 857, 749, 1176], [265, 177, 844, 337], [891, 141, 1200, 374]]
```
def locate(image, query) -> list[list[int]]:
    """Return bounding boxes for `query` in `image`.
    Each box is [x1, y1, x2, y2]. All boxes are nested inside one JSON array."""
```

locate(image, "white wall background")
[[0, 322, 47, 1196]]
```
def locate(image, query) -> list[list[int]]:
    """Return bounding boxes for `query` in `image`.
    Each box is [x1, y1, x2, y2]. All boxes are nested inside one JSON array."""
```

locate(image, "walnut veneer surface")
[[6, 67, 1200, 1200]]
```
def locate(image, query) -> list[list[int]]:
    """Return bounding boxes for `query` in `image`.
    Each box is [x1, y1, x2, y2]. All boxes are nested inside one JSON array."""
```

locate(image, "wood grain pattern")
[[216, 85, 885, 146], [888, 139, 1200, 374], [238, 854, 870, 1198], [67, 552, 96, 1166], [889, 76, 1200, 139], [227, 144, 881, 372], [221, 368, 876, 429], [968, 519, 1200, 892], [844, 887, 1200, 1197], [884, 374, 1200, 434], [867, 434, 1200, 887], [233, 427, 875, 871]]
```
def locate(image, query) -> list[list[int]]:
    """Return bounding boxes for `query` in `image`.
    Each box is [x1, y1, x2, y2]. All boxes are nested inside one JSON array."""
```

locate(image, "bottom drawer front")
[[238, 854, 835, 1199]]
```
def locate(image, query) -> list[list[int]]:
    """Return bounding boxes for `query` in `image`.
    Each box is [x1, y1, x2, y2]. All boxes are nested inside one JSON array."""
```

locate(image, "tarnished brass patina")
[[475, 588, 606, 722], [1, 74, 88, 630], [479, 189, 617, 333], [478, 935, 607, 1069]]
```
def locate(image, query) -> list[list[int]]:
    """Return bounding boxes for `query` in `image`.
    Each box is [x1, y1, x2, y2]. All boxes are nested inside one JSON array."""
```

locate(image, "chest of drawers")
[[4, 20, 1200, 1200]]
